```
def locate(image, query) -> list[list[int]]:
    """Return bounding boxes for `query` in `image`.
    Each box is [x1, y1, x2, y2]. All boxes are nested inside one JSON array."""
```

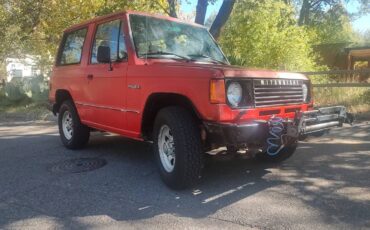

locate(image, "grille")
[[253, 79, 304, 108]]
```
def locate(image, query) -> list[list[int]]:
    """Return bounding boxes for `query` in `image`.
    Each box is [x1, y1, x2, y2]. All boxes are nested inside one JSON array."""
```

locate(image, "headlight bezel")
[[226, 81, 243, 107], [225, 79, 254, 108]]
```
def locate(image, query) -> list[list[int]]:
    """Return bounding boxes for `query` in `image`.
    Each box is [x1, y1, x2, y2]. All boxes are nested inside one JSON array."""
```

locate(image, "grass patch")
[[314, 87, 370, 120], [0, 100, 53, 122]]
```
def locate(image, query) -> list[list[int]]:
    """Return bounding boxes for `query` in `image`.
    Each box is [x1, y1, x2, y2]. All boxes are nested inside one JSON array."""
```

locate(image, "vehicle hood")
[[219, 65, 308, 80], [150, 61, 308, 80]]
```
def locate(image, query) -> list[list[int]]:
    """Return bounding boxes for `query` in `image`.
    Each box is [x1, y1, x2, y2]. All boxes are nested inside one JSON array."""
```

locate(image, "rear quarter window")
[[57, 28, 88, 66]]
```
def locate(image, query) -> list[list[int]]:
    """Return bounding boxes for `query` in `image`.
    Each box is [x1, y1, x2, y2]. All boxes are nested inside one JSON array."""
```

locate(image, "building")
[[5, 56, 41, 82], [314, 43, 370, 82], [315, 43, 370, 70], [346, 45, 370, 70]]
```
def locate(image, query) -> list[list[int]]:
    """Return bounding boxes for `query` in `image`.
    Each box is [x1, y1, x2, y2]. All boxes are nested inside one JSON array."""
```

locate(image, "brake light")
[[210, 79, 226, 104]]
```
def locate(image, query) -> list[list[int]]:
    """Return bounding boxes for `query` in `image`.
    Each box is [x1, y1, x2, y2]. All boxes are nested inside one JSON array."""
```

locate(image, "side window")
[[91, 20, 127, 64], [58, 28, 87, 65]]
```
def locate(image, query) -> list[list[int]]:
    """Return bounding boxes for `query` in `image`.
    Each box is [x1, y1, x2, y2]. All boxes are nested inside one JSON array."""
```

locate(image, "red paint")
[[49, 11, 312, 141]]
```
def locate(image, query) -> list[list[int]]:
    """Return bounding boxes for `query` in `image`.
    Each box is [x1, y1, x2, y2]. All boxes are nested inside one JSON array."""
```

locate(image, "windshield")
[[129, 14, 229, 64]]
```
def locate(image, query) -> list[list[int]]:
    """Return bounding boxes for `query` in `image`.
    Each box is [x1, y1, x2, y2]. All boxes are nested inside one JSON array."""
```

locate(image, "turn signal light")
[[210, 79, 226, 104]]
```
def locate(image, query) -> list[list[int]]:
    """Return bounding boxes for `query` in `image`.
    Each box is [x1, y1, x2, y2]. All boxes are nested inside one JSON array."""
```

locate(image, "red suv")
[[49, 11, 352, 189]]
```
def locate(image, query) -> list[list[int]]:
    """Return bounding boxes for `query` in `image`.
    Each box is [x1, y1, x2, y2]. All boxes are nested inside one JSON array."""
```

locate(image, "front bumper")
[[204, 121, 270, 146], [296, 106, 353, 134], [204, 106, 353, 146]]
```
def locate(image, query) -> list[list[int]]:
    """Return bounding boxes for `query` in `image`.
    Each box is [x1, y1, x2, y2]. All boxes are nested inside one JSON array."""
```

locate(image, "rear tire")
[[153, 107, 204, 190], [257, 144, 297, 163], [58, 100, 90, 149]]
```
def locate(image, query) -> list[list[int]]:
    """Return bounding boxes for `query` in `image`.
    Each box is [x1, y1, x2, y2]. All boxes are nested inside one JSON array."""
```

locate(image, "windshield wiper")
[[140, 51, 191, 61], [188, 54, 227, 65]]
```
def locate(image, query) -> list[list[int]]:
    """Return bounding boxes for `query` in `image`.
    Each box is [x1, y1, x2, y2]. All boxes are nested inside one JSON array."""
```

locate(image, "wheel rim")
[[62, 111, 73, 140], [158, 125, 175, 173]]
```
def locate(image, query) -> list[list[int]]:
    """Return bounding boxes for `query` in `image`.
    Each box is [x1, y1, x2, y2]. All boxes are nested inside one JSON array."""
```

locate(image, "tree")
[[209, 0, 235, 39], [0, 0, 365, 77], [219, 0, 320, 71], [167, 0, 178, 17], [195, 0, 208, 24], [361, 29, 370, 41], [296, 0, 370, 26], [169, 0, 235, 39], [193, 0, 236, 39], [290, 1, 360, 44], [0, 0, 168, 73], [310, 3, 359, 44]]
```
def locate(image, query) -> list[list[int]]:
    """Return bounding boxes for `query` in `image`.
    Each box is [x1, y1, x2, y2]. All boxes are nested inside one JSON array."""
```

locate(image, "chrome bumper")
[[295, 106, 353, 135]]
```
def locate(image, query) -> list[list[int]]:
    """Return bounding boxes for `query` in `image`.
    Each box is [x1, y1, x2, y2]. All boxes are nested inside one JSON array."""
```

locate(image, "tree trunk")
[[167, 0, 178, 18], [195, 0, 208, 25], [298, 0, 310, 26], [209, 0, 236, 40]]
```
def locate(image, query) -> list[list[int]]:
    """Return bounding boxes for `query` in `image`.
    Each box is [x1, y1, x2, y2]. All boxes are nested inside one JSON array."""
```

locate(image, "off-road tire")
[[257, 144, 298, 163], [58, 100, 90, 149], [153, 106, 204, 190]]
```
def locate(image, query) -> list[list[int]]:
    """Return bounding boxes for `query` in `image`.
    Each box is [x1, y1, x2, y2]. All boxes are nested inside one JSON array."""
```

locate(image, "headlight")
[[227, 82, 243, 107], [302, 83, 308, 102]]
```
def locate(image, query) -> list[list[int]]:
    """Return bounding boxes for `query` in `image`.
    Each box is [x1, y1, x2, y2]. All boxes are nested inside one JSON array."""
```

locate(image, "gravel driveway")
[[0, 120, 369, 230]]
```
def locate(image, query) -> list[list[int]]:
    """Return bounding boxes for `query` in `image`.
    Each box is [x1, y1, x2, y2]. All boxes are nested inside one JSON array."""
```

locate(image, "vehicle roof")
[[64, 10, 206, 33]]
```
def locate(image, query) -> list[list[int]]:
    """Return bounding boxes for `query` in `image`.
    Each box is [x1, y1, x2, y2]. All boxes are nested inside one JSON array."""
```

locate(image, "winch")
[[266, 106, 353, 155]]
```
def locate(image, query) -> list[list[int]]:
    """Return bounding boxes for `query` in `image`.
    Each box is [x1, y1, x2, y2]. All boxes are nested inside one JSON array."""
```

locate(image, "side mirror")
[[97, 46, 111, 63]]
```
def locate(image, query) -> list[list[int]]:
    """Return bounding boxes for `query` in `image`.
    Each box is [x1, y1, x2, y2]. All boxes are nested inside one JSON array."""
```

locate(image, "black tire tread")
[[58, 100, 90, 150], [154, 106, 203, 190]]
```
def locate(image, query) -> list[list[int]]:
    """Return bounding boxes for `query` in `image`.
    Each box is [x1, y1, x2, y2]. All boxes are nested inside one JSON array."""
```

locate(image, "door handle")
[[87, 74, 93, 80]]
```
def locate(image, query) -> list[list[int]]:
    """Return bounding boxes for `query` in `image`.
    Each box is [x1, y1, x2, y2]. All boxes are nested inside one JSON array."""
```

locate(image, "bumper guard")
[[204, 106, 353, 147], [294, 106, 353, 136]]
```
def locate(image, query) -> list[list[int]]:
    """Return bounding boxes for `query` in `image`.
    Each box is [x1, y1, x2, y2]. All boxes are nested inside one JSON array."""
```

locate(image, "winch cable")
[[266, 117, 285, 156]]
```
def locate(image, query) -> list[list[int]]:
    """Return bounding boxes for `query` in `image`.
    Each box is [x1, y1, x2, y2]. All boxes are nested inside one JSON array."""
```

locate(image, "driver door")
[[84, 18, 128, 132]]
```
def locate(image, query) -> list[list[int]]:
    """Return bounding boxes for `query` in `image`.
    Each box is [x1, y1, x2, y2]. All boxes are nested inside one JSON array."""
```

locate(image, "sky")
[[346, 1, 370, 33], [180, 0, 370, 34]]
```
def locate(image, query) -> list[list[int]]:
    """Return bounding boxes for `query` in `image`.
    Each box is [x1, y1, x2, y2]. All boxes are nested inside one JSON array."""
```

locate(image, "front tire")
[[153, 107, 204, 190], [58, 100, 90, 149], [257, 144, 298, 163]]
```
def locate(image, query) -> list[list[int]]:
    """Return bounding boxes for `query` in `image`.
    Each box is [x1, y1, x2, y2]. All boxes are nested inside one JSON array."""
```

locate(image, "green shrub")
[[23, 76, 49, 102], [219, 0, 321, 72], [0, 87, 5, 99], [4, 81, 26, 102], [313, 87, 370, 114]]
